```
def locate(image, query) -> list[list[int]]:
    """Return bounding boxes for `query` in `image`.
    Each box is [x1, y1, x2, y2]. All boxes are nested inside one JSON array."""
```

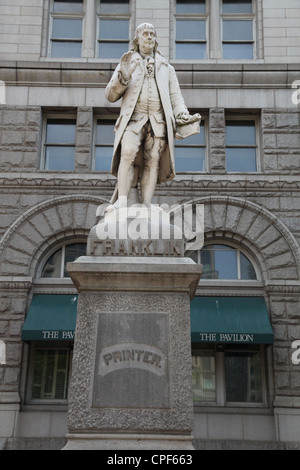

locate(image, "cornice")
[[0, 276, 32, 292], [0, 173, 300, 192], [0, 60, 299, 89], [264, 280, 300, 295]]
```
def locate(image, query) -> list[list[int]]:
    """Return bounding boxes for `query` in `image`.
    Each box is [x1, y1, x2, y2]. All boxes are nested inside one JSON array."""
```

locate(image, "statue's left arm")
[[168, 65, 201, 130], [168, 65, 189, 119]]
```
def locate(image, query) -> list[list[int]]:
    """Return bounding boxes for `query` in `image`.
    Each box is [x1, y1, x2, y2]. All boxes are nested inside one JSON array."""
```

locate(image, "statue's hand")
[[176, 112, 201, 125], [119, 51, 138, 83]]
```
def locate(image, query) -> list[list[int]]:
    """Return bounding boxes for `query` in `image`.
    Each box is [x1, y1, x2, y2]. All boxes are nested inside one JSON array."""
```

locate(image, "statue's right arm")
[[105, 65, 130, 103]]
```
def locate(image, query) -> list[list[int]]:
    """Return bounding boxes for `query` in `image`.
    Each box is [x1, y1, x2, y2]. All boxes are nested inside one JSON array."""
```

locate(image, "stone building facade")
[[0, 0, 300, 450]]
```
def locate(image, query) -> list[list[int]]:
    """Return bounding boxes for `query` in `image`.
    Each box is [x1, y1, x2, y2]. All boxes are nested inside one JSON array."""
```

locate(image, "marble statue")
[[105, 23, 201, 209]]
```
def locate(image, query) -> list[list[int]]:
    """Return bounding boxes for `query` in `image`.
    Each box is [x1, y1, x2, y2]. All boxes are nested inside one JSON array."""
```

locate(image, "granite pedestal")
[[63, 212, 202, 450]]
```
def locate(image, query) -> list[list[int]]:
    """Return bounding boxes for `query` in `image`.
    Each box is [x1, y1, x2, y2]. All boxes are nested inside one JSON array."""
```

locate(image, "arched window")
[[40, 242, 86, 278], [190, 243, 258, 280]]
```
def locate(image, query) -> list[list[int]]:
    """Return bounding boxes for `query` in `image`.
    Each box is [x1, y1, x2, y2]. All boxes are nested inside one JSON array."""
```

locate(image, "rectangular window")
[[30, 347, 71, 401], [192, 350, 216, 402], [225, 350, 263, 403], [94, 118, 115, 171], [225, 119, 257, 172], [173, 0, 258, 60], [192, 344, 266, 406], [43, 118, 76, 171], [175, 0, 207, 59], [175, 120, 206, 171], [222, 0, 254, 59], [97, 0, 130, 59], [49, 0, 83, 58]]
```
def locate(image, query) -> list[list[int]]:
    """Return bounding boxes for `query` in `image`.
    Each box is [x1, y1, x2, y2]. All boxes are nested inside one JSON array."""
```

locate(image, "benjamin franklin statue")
[[105, 23, 201, 209]]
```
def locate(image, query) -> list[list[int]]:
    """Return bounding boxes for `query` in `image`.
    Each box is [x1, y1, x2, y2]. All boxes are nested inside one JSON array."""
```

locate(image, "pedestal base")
[[62, 433, 194, 450], [64, 256, 201, 450]]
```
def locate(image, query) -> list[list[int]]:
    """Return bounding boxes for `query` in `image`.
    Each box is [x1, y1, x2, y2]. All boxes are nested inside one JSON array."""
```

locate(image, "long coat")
[[105, 52, 188, 184]]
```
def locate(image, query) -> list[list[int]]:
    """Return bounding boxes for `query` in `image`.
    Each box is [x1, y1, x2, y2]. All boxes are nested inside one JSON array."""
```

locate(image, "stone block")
[[264, 153, 278, 170], [286, 301, 300, 319], [208, 414, 243, 440], [278, 154, 300, 170], [275, 411, 300, 443], [76, 108, 93, 127], [209, 109, 225, 129], [2, 109, 27, 125], [2, 130, 25, 145], [75, 130, 91, 148], [269, 267, 298, 280], [209, 153, 226, 171], [263, 132, 277, 149], [262, 112, 276, 129], [209, 131, 225, 148], [244, 415, 277, 442], [0, 410, 18, 438], [276, 113, 300, 128], [235, 209, 259, 238], [277, 133, 300, 149], [4, 366, 19, 385], [274, 347, 290, 365], [224, 205, 243, 232]]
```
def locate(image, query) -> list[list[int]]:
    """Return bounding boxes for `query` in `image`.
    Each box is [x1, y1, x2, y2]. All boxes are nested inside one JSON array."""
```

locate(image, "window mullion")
[[237, 249, 241, 280], [61, 245, 65, 278], [82, 0, 96, 58], [52, 351, 59, 399], [216, 350, 225, 406], [209, 0, 222, 59]]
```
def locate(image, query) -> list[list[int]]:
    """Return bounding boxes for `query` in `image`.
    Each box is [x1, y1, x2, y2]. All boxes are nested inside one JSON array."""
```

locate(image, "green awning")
[[22, 294, 77, 341], [191, 297, 274, 344]]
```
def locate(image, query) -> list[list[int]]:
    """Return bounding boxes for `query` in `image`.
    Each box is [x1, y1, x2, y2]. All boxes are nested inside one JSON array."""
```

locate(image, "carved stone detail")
[[67, 291, 193, 434]]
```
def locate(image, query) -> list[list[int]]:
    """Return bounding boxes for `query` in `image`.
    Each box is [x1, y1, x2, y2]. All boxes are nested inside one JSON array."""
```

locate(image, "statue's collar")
[[134, 52, 168, 70]]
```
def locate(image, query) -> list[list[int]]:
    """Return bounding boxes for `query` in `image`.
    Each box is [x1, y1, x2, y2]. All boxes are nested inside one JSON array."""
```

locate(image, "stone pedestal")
[[63, 253, 201, 450]]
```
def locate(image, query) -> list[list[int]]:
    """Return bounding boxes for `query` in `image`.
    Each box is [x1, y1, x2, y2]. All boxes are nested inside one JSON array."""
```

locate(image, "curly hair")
[[130, 23, 161, 54]]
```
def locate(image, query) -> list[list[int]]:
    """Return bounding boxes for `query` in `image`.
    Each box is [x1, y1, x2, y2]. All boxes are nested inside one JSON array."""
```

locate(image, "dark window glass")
[[63, 243, 86, 277], [225, 120, 257, 172], [44, 119, 76, 170], [31, 348, 70, 400], [176, 20, 206, 41], [98, 19, 129, 58], [100, 0, 130, 14], [192, 351, 216, 402], [225, 351, 263, 403], [176, 0, 206, 14], [53, 0, 83, 12], [199, 244, 257, 280], [223, 20, 253, 41], [95, 120, 115, 171], [41, 243, 86, 278], [52, 18, 82, 38], [175, 121, 205, 171], [222, 0, 252, 14]]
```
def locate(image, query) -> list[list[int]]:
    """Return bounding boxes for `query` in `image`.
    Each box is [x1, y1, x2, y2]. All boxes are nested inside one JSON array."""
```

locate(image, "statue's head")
[[131, 23, 159, 54]]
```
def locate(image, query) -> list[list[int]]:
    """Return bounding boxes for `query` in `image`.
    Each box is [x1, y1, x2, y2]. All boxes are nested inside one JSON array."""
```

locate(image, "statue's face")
[[137, 25, 156, 55]]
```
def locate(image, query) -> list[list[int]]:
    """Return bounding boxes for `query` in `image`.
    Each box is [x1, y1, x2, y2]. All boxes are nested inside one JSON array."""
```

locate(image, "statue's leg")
[[140, 132, 166, 205], [117, 129, 141, 205]]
